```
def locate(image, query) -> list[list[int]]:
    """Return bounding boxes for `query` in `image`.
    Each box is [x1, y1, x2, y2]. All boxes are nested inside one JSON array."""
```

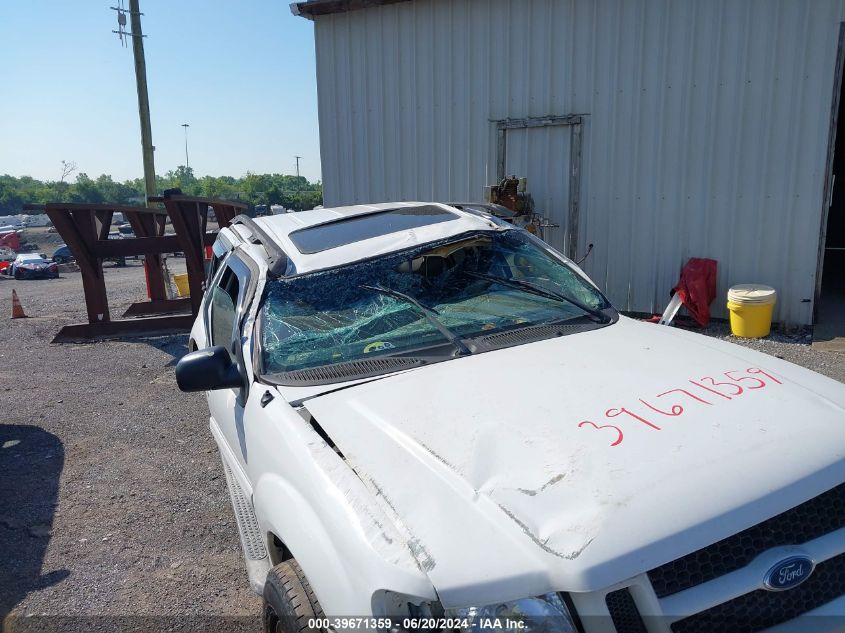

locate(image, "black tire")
[[263, 560, 325, 633], [14, 270, 22, 280]]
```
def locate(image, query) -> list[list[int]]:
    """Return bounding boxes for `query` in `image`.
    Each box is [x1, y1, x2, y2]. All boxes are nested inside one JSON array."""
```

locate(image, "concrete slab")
[[812, 335, 845, 352]]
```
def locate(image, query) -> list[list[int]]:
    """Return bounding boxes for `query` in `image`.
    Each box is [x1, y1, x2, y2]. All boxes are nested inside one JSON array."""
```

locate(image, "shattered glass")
[[261, 230, 611, 374]]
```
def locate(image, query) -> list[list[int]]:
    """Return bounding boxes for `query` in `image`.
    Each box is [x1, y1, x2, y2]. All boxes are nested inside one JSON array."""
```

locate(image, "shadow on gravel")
[[140, 335, 190, 368], [109, 334, 190, 368], [0, 425, 69, 626]]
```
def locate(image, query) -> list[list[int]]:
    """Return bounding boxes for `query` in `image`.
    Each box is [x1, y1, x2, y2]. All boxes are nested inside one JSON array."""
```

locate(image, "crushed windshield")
[[261, 230, 612, 374]]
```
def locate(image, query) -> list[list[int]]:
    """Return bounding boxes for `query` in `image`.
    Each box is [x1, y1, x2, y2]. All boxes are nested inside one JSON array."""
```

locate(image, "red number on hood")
[[606, 407, 661, 430], [640, 388, 712, 416], [747, 367, 783, 385], [699, 376, 743, 396], [578, 420, 624, 447]]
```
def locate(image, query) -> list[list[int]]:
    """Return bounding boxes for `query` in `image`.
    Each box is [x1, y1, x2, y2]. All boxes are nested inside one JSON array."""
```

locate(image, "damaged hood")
[[302, 317, 845, 607]]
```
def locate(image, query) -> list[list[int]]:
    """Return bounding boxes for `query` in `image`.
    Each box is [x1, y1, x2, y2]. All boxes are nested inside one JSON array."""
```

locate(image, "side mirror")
[[175, 345, 243, 392]]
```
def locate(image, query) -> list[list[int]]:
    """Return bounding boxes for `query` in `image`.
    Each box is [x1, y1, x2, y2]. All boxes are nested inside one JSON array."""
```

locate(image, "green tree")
[[72, 173, 104, 204], [162, 165, 197, 192], [0, 171, 321, 214]]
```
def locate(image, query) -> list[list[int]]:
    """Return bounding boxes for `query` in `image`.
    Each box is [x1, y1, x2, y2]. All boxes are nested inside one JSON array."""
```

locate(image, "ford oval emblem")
[[763, 556, 815, 591]]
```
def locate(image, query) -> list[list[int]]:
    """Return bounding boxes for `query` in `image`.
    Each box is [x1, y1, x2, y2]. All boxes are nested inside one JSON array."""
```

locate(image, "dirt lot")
[[0, 262, 842, 632], [0, 261, 261, 632]]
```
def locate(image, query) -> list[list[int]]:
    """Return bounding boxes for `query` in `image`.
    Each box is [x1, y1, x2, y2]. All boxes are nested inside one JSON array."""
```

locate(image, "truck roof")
[[16, 253, 47, 262], [247, 201, 502, 274]]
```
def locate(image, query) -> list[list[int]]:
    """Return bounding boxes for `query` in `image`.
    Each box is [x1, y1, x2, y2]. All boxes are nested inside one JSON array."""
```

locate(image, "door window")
[[210, 267, 240, 357], [207, 239, 229, 283]]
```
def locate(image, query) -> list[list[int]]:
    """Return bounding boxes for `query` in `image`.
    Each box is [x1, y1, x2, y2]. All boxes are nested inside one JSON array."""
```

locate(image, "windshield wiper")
[[464, 271, 610, 324], [359, 284, 473, 356]]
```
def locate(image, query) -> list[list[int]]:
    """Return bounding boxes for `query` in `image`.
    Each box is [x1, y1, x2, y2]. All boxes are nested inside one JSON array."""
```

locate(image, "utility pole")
[[127, 0, 156, 206], [181, 123, 190, 169], [295, 155, 302, 178]]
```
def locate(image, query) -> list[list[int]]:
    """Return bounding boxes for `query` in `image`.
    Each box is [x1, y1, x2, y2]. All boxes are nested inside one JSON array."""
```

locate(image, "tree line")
[[0, 166, 323, 215]]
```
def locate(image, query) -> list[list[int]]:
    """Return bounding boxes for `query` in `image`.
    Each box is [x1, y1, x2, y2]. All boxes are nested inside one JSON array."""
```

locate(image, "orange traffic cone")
[[11, 289, 26, 319]]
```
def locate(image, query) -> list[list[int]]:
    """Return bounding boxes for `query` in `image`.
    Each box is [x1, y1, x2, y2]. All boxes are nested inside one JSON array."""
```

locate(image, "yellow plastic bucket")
[[173, 273, 190, 297], [726, 284, 776, 338]]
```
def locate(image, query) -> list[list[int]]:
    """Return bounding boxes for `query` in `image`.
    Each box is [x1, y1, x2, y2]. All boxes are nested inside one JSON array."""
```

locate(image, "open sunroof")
[[288, 205, 458, 254]]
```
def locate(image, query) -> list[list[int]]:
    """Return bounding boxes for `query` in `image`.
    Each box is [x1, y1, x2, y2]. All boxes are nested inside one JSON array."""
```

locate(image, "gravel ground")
[[0, 262, 261, 632], [702, 322, 845, 383], [0, 264, 842, 632]]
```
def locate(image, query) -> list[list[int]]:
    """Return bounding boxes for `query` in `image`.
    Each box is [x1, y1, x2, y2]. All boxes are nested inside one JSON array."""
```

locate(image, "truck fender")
[[246, 394, 436, 615], [252, 474, 363, 614]]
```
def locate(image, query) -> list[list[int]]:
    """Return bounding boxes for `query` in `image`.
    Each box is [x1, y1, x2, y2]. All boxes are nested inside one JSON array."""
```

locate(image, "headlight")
[[446, 593, 578, 633]]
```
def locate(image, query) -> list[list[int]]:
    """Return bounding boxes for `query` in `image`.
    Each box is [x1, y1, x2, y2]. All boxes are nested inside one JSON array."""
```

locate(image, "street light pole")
[[295, 155, 302, 178], [181, 123, 190, 170]]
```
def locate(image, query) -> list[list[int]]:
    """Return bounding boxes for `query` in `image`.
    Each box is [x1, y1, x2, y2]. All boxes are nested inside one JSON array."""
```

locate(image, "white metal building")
[[293, 0, 845, 326]]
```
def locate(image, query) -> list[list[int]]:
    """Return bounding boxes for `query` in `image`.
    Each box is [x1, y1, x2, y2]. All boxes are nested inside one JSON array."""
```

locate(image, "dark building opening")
[[816, 42, 845, 346]]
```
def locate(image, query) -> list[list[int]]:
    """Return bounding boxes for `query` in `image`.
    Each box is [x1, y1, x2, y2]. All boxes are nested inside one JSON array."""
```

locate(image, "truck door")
[[204, 255, 254, 470]]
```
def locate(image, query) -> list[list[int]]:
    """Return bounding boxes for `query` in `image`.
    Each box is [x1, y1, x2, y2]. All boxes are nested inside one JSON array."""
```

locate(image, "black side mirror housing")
[[175, 345, 243, 392]]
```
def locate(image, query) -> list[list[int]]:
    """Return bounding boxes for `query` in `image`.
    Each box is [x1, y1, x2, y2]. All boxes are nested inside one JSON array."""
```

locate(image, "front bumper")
[[16, 268, 58, 279]]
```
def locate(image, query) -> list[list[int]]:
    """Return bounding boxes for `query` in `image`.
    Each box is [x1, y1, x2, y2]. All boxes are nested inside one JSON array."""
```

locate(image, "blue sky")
[[0, 0, 322, 182]]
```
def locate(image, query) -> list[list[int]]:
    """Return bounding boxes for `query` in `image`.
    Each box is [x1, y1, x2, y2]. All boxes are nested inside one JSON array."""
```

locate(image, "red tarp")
[[672, 257, 718, 327], [0, 231, 20, 251]]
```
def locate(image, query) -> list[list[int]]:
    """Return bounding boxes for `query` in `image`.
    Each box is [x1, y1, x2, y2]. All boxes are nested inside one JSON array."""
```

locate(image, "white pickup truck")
[[176, 202, 845, 633]]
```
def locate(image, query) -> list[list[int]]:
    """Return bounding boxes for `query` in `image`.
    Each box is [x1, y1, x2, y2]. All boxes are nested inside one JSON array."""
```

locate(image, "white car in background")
[[176, 202, 845, 633]]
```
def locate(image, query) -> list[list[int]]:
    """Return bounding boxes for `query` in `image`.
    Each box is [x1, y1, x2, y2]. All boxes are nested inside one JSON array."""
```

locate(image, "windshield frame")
[[256, 227, 618, 386]]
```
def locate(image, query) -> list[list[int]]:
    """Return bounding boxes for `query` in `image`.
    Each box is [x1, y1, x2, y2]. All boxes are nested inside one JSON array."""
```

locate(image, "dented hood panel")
[[303, 317, 845, 607]]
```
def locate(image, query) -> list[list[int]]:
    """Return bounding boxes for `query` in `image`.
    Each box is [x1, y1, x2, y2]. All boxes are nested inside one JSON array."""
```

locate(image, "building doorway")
[[494, 115, 583, 261], [816, 40, 845, 349]]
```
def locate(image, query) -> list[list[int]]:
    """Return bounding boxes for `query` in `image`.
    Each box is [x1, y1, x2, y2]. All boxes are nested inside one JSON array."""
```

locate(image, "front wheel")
[[263, 560, 325, 633]]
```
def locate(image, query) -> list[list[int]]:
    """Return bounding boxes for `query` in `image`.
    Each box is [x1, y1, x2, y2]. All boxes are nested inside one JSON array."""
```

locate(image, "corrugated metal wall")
[[503, 124, 574, 258], [313, 0, 845, 324]]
